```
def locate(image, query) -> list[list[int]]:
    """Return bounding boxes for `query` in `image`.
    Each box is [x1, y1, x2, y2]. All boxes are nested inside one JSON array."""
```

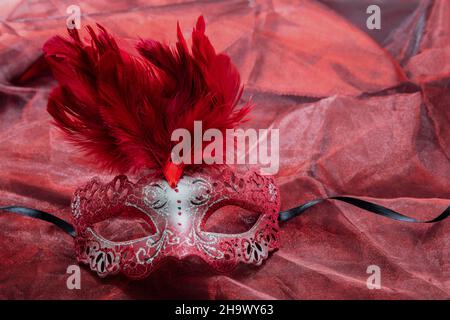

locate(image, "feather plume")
[[44, 16, 251, 186]]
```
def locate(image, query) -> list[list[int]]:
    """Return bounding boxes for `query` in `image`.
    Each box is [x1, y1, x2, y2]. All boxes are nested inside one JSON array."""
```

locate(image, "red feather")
[[44, 16, 251, 185]]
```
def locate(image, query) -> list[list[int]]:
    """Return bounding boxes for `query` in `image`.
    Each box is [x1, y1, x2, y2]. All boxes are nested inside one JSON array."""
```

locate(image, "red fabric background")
[[0, 0, 449, 299]]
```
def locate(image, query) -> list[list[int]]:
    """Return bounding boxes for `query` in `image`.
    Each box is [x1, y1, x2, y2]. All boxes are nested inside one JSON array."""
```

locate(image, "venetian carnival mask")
[[41, 16, 282, 279], [72, 167, 280, 278]]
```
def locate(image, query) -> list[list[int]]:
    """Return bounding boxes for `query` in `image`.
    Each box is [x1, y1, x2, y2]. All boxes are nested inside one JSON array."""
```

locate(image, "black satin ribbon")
[[279, 196, 450, 223], [0, 206, 76, 237]]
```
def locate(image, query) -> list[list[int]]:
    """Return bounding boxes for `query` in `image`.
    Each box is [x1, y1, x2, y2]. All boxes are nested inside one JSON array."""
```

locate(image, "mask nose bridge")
[[164, 185, 213, 259], [142, 176, 219, 260], [163, 182, 200, 250]]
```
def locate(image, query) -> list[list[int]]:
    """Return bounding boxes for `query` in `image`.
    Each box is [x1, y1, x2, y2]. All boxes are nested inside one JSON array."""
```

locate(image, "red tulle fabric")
[[0, 0, 449, 299]]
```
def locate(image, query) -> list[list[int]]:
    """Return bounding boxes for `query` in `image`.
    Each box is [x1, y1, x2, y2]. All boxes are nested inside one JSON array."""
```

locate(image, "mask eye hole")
[[92, 206, 157, 241], [201, 205, 261, 234]]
